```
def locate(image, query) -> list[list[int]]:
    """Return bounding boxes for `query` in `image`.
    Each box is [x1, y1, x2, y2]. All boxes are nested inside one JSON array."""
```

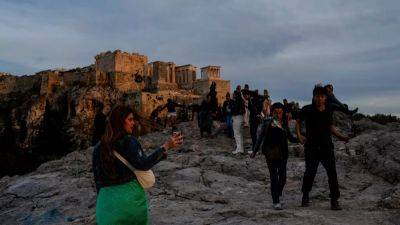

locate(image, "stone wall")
[[150, 61, 178, 91], [0, 75, 16, 95], [39, 71, 61, 95], [94, 50, 150, 91], [94, 51, 115, 74], [61, 66, 96, 88], [114, 51, 148, 75], [121, 90, 201, 120], [201, 66, 221, 80], [194, 79, 230, 106], [0, 74, 41, 95], [110, 72, 146, 93]]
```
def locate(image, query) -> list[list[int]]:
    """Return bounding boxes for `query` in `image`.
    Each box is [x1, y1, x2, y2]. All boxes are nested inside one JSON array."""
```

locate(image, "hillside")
[[0, 117, 399, 225]]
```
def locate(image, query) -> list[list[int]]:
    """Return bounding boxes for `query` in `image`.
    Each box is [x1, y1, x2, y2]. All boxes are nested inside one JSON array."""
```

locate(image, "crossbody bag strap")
[[113, 150, 136, 173]]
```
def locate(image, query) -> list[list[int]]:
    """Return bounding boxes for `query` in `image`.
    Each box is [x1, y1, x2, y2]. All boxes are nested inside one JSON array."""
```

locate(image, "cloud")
[[0, 0, 399, 115]]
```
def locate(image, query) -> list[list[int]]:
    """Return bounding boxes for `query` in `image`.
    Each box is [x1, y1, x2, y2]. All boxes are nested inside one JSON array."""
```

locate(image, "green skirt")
[[96, 180, 148, 225]]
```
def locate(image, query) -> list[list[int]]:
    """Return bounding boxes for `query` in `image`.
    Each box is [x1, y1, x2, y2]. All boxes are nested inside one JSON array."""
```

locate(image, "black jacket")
[[222, 99, 234, 118], [253, 118, 296, 160], [92, 135, 166, 193], [232, 91, 245, 116]]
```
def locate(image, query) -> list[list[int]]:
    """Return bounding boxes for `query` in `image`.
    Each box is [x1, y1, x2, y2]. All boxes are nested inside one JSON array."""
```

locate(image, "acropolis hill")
[[0, 49, 230, 116]]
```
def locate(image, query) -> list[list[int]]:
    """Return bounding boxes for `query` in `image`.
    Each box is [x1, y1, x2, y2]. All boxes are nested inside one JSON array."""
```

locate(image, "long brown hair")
[[100, 105, 135, 180]]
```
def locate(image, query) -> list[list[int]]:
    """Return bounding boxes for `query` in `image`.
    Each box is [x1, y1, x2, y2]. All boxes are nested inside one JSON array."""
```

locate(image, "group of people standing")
[[218, 83, 352, 211], [222, 84, 276, 154], [91, 82, 356, 224]]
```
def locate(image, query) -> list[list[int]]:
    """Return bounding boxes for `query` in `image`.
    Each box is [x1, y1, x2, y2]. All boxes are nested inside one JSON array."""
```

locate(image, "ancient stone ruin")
[[0, 49, 230, 117], [0, 50, 231, 170]]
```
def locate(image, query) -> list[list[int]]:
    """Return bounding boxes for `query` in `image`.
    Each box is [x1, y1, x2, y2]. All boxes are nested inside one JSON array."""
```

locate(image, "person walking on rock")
[[261, 89, 272, 118], [222, 92, 235, 138], [92, 105, 182, 225], [232, 85, 246, 154], [249, 90, 263, 152], [161, 98, 183, 129], [251, 103, 296, 210], [296, 86, 350, 210], [199, 95, 213, 137]]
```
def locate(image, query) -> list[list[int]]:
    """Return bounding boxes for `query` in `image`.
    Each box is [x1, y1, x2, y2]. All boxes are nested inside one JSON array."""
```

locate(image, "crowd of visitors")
[[91, 82, 357, 223]]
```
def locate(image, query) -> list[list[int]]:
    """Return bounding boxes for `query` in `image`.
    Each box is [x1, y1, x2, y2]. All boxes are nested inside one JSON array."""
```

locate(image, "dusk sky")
[[1, 0, 399, 115]]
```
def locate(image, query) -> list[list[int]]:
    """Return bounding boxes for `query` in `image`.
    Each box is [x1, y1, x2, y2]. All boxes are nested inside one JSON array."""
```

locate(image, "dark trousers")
[[225, 115, 233, 138], [301, 148, 340, 200], [250, 119, 259, 148], [267, 159, 287, 204]]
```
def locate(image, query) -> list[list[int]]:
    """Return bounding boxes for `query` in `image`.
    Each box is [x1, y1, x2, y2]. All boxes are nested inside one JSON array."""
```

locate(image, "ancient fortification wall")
[[0, 74, 41, 95], [61, 66, 96, 88], [1, 49, 231, 112]]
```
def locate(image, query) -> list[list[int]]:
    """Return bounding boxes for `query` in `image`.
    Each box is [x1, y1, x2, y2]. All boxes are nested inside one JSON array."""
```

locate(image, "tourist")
[[324, 84, 358, 115], [93, 105, 183, 225], [161, 98, 183, 128], [222, 92, 234, 138], [150, 106, 163, 131], [243, 91, 250, 127], [261, 89, 272, 118], [199, 95, 213, 137], [232, 85, 246, 154], [249, 90, 263, 152], [296, 86, 350, 210], [251, 103, 295, 210], [92, 103, 110, 146], [208, 82, 219, 115]]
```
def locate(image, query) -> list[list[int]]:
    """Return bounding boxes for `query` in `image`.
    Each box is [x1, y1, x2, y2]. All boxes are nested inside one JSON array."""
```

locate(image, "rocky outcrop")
[[347, 123, 400, 184], [353, 118, 386, 135], [1, 121, 399, 225]]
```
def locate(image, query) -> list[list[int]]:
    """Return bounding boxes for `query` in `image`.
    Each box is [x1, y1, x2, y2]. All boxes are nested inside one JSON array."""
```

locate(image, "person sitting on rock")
[[251, 102, 296, 210], [296, 86, 350, 210], [92, 105, 182, 225], [324, 84, 358, 115]]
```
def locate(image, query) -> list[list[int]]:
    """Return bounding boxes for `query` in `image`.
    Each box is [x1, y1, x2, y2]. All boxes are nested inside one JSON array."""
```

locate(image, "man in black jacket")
[[296, 86, 350, 210], [249, 90, 263, 150]]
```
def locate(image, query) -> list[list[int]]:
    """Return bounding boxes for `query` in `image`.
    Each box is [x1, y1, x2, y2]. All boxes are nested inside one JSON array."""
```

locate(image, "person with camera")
[[92, 105, 183, 225]]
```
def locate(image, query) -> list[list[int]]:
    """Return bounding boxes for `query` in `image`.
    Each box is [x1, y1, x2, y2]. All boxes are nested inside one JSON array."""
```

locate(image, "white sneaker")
[[232, 149, 244, 155], [247, 150, 253, 154], [273, 203, 283, 210]]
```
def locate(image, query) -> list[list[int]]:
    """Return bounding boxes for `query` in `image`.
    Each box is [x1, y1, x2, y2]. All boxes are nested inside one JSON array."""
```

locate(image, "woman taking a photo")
[[92, 105, 182, 225]]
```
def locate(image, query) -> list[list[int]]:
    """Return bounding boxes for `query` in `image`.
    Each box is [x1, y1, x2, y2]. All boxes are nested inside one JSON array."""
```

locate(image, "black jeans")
[[250, 119, 259, 148], [267, 159, 287, 204], [301, 147, 340, 200]]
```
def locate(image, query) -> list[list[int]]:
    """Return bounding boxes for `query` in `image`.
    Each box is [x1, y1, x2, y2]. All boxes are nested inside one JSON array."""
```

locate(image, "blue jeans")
[[225, 115, 233, 138]]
